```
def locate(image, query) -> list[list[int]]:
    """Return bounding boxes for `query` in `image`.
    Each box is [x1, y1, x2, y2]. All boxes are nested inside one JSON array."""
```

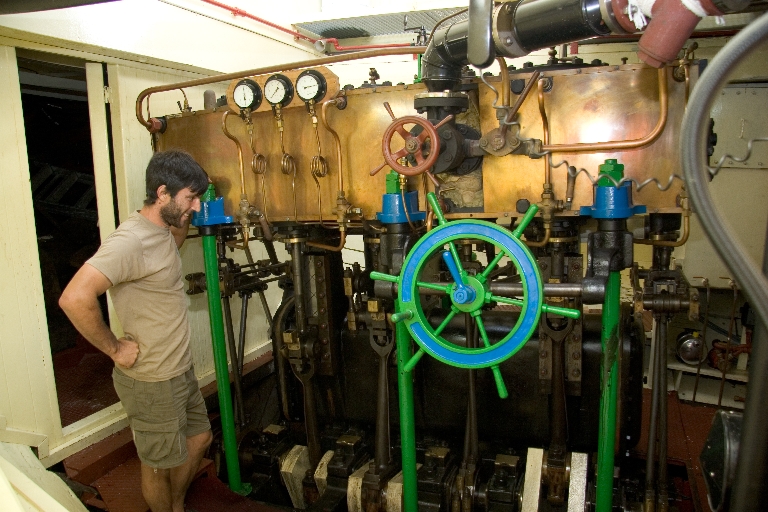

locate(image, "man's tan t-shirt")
[[87, 211, 192, 382]]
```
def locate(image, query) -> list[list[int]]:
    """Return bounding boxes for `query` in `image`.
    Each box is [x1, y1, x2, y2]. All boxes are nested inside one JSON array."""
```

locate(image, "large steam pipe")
[[422, 0, 759, 93], [423, 0, 610, 92]]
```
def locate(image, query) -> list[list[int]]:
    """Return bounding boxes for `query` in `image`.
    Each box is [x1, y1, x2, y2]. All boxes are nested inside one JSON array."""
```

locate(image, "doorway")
[[18, 50, 119, 427]]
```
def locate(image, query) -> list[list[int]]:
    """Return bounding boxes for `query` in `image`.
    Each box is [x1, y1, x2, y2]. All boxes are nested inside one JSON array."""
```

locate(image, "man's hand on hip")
[[113, 337, 140, 368]]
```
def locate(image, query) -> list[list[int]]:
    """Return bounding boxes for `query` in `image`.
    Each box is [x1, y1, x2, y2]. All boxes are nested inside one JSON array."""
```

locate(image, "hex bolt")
[[540, 350, 548, 359], [572, 352, 581, 360], [540, 369, 548, 377], [572, 369, 581, 378]]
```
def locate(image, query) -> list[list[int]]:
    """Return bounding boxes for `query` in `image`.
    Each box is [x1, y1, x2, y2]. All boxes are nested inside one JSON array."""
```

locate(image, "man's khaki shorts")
[[113, 367, 211, 469]]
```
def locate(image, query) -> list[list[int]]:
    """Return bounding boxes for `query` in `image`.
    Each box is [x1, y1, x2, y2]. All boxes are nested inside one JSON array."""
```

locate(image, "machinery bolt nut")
[[572, 352, 581, 360], [479, 138, 488, 148], [572, 262, 581, 271], [572, 369, 581, 378], [321, 339, 329, 345], [505, 3, 513, 13], [540, 369, 548, 376], [540, 351, 548, 358]]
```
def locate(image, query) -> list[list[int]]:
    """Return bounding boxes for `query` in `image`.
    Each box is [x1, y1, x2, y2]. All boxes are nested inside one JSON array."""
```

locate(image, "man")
[[60, 150, 213, 512]]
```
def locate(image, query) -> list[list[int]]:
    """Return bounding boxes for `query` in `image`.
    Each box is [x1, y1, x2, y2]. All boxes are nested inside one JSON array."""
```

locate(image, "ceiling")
[[0, 0, 118, 15]]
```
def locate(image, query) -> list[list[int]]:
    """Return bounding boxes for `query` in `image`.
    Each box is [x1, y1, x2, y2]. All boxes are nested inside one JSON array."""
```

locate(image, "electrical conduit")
[[596, 272, 621, 511], [396, 303, 418, 512], [202, 225, 249, 494]]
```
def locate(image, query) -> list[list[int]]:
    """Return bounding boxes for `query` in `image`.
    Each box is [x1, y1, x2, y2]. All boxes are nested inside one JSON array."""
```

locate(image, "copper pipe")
[[496, 57, 510, 108], [427, 8, 468, 45], [320, 99, 344, 195], [635, 215, 690, 247], [307, 230, 346, 252], [136, 47, 425, 130], [636, 192, 690, 247], [537, 78, 552, 186], [221, 111, 246, 197], [401, 186, 417, 232], [542, 68, 668, 153], [500, 70, 540, 138], [525, 227, 551, 248]]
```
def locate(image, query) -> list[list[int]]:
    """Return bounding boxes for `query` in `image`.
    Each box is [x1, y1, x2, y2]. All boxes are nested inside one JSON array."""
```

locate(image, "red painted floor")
[[631, 389, 719, 512]]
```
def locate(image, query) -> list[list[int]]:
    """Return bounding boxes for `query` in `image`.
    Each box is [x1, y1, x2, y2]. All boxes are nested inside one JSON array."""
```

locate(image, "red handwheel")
[[370, 102, 453, 177]]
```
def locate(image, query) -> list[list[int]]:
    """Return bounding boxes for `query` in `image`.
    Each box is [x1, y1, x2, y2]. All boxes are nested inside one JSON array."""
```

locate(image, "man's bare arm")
[[58, 264, 139, 368]]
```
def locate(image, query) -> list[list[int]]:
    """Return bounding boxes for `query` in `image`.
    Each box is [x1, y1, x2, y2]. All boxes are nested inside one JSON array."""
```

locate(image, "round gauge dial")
[[233, 79, 262, 110], [296, 69, 327, 103], [264, 74, 294, 106]]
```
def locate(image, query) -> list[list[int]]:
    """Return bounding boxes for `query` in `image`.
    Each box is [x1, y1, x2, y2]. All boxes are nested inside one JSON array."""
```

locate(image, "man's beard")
[[160, 199, 185, 228]]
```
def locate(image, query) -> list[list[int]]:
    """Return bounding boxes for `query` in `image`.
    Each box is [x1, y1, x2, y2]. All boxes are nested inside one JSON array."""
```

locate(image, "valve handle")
[[372, 192, 581, 399], [372, 104, 454, 177]]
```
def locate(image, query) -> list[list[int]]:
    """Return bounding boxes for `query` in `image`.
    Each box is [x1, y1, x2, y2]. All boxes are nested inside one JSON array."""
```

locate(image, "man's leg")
[[141, 464, 173, 512], [169, 430, 213, 512]]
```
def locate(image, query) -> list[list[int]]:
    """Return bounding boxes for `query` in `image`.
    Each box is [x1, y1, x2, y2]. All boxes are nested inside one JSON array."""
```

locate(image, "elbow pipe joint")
[[423, 19, 471, 92], [636, 0, 722, 67], [422, 0, 613, 92]]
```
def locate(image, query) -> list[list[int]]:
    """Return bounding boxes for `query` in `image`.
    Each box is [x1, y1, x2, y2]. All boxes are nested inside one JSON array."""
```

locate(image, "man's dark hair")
[[144, 150, 209, 206]]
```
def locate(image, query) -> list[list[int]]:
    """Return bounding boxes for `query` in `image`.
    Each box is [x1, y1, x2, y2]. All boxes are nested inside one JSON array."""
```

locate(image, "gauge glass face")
[[234, 83, 255, 109], [265, 78, 288, 105], [297, 74, 320, 102]]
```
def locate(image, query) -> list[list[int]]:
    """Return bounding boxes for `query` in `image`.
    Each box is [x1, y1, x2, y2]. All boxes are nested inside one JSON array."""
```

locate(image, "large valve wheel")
[[371, 102, 453, 177], [382, 115, 440, 175], [371, 193, 580, 398]]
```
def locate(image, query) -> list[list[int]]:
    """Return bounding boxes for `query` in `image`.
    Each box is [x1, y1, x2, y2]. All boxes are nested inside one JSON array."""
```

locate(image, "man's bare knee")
[[141, 464, 172, 512]]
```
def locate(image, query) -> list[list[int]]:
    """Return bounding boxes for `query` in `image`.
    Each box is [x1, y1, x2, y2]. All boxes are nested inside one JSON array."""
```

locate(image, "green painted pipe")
[[396, 300, 418, 512], [202, 233, 250, 495], [596, 271, 621, 511]]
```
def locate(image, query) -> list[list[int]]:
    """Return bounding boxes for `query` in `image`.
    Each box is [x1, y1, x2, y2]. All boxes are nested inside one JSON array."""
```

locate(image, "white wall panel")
[[0, 46, 61, 447]]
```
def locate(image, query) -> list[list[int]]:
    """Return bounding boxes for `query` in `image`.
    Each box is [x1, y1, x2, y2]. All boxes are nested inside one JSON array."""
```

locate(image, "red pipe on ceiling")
[[200, 0, 413, 51]]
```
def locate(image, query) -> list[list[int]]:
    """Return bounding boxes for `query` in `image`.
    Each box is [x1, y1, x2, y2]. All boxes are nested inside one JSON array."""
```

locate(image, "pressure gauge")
[[233, 79, 262, 110], [296, 69, 327, 103], [264, 74, 294, 107]]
